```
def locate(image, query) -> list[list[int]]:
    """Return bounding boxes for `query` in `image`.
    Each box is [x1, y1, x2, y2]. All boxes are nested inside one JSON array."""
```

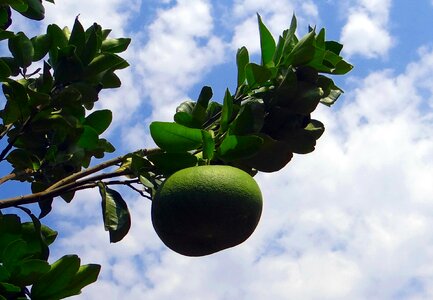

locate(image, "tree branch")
[[0, 147, 162, 209], [45, 147, 161, 192]]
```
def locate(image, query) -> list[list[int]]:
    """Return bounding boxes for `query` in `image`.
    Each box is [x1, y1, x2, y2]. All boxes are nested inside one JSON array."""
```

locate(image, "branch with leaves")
[[0, 1, 352, 298]]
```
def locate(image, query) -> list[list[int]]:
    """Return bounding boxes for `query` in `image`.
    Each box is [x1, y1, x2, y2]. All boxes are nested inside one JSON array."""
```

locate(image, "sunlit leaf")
[[83, 109, 112, 134], [220, 89, 233, 133], [98, 183, 131, 243], [31, 255, 80, 298], [101, 38, 131, 53], [257, 14, 276, 67], [149, 121, 202, 152]]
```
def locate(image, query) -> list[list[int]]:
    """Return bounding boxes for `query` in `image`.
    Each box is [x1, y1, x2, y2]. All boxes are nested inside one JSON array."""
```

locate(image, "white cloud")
[[135, 0, 226, 123], [43, 0, 140, 34], [340, 0, 393, 58], [341, 12, 393, 59]]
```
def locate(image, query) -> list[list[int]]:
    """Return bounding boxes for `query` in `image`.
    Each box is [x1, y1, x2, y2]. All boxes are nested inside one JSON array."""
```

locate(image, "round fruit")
[[151, 165, 263, 256]]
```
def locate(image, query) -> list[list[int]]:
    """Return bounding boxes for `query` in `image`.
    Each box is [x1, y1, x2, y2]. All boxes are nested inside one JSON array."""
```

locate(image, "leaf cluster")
[[149, 14, 352, 174], [0, 17, 131, 217], [0, 210, 99, 299]]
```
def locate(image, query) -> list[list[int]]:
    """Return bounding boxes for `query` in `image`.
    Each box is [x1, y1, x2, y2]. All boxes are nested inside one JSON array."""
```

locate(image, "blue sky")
[[3, 0, 433, 299]]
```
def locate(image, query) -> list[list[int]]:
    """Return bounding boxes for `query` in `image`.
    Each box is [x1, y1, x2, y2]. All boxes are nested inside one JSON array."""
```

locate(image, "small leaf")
[[229, 98, 265, 135], [12, 259, 51, 286], [85, 53, 128, 77], [18, 0, 45, 20], [53, 264, 101, 299], [192, 86, 213, 126], [147, 152, 197, 176], [217, 134, 263, 162], [236, 46, 249, 87], [149, 122, 203, 152], [31, 34, 51, 61], [101, 38, 131, 53], [77, 125, 99, 150], [68, 17, 85, 56], [240, 134, 293, 172], [286, 29, 316, 67], [84, 109, 112, 134], [8, 32, 34, 68], [201, 130, 215, 160], [245, 63, 272, 88], [31, 255, 81, 298], [276, 119, 325, 154], [98, 183, 131, 243], [220, 89, 233, 132], [257, 14, 276, 67]]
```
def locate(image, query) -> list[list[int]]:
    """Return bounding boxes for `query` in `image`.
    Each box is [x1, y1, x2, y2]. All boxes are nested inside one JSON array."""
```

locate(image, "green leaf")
[[192, 86, 213, 126], [220, 89, 233, 132], [8, 32, 34, 68], [6, 149, 35, 170], [245, 63, 272, 88], [101, 38, 131, 53], [240, 134, 293, 172], [18, 0, 45, 20], [0, 29, 14, 41], [286, 29, 316, 67], [31, 255, 81, 299], [85, 53, 128, 77], [98, 183, 131, 243], [0, 57, 20, 76], [80, 23, 101, 65], [129, 154, 152, 175], [149, 121, 203, 152], [31, 33, 51, 61], [38, 198, 53, 219], [100, 71, 121, 88], [236, 46, 249, 86], [257, 14, 276, 67], [12, 259, 50, 286], [68, 17, 85, 57], [0, 282, 21, 296], [84, 109, 112, 134], [53, 264, 101, 299], [2, 239, 29, 271], [147, 152, 197, 176], [276, 119, 325, 154], [77, 125, 99, 150], [0, 58, 11, 78], [1, 79, 31, 124], [217, 134, 263, 161], [47, 24, 68, 48], [174, 100, 196, 127], [0, 265, 10, 282], [201, 130, 215, 160], [230, 98, 265, 135]]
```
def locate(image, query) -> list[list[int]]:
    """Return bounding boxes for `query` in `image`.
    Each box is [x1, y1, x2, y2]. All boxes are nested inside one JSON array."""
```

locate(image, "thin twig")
[[45, 147, 161, 192], [0, 169, 33, 185]]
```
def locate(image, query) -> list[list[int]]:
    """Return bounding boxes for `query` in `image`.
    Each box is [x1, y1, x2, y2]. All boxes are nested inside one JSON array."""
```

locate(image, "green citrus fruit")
[[151, 165, 263, 256]]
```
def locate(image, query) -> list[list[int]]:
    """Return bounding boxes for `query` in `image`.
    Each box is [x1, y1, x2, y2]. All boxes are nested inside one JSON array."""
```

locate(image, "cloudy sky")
[[3, 0, 433, 299]]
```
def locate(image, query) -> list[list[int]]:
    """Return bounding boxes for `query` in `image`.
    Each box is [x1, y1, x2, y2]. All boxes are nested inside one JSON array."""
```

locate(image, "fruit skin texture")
[[151, 165, 263, 257]]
